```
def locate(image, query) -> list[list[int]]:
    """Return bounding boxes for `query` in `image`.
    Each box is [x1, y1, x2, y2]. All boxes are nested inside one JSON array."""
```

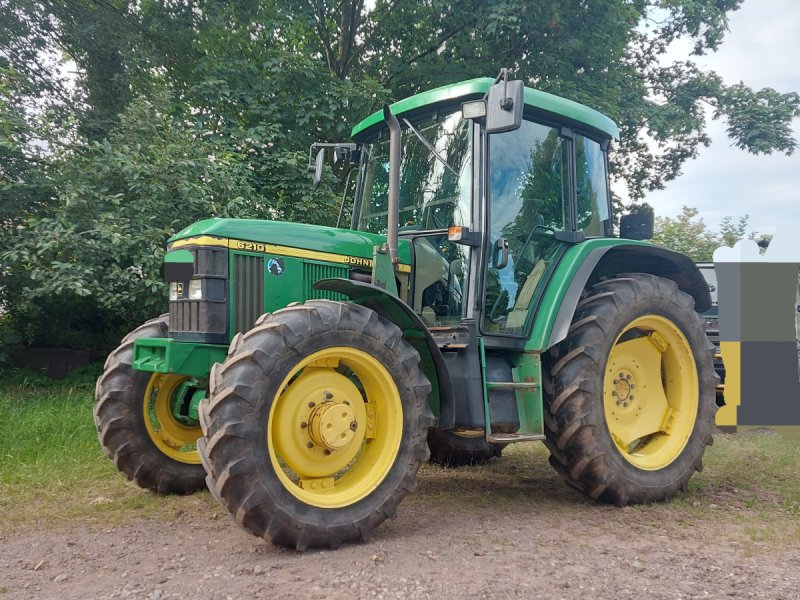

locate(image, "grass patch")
[[0, 366, 214, 533], [2, 367, 799, 549]]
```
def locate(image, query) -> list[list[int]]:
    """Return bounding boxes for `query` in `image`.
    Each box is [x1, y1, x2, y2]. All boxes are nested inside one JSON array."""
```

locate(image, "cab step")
[[487, 432, 545, 443], [479, 338, 544, 444]]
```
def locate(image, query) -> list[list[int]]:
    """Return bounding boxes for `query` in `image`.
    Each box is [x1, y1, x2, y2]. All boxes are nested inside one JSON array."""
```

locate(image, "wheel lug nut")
[[343, 400, 350, 405], [623, 401, 629, 407], [323, 449, 331, 456], [308, 401, 316, 408], [324, 392, 333, 400], [625, 374, 631, 380], [300, 421, 307, 429], [350, 421, 358, 432], [306, 441, 314, 449]]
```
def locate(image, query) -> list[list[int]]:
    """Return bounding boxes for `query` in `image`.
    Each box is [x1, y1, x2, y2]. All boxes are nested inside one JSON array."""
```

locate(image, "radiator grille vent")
[[233, 254, 264, 334], [303, 261, 348, 301]]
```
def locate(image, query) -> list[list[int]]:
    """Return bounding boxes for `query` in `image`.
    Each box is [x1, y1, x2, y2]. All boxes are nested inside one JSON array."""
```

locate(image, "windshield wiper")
[[401, 118, 458, 177]]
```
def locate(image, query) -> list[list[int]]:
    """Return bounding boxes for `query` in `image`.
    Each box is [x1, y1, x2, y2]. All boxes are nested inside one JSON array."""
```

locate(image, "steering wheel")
[[514, 224, 556, 274], [487, 289, 510, 324]]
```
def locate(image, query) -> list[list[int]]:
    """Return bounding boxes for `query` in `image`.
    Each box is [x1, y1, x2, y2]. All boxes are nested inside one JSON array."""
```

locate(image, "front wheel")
[[94, 315, 206, 494], [198, 300, 433, 550], [544, 274, 716, 504]]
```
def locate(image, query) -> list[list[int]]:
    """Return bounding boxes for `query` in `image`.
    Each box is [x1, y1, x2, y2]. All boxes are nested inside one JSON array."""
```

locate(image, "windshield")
[[355, 108, 472, 234]]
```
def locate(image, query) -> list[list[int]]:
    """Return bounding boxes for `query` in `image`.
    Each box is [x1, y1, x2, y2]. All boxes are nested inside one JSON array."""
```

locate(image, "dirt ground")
[[2, 445, 799, 600]]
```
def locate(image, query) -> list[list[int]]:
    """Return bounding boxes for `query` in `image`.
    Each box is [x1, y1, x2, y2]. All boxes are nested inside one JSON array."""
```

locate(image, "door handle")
[[494, 238, 510, 270]]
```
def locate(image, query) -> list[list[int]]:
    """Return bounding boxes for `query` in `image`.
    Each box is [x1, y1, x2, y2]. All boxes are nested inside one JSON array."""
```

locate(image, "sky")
[[632, 0, 800, 238]]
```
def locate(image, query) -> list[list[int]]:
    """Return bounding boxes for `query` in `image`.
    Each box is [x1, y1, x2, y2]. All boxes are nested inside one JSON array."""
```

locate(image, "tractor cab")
[[347, 75, 617, 340]]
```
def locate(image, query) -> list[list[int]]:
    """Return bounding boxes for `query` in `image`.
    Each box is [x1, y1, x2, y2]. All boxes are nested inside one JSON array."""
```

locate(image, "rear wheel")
[[544, 274, 716, 504], [427, 429, 503, 466], [198, 300, 433, 550], [94, 315, 206, 494]]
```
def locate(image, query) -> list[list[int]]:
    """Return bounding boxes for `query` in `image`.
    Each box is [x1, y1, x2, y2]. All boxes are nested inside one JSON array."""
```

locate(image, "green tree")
[[651, 206, 753, 261], [335, 0, 800, 197], [2, 91, 260, 334], [2, 0, 799, 349]]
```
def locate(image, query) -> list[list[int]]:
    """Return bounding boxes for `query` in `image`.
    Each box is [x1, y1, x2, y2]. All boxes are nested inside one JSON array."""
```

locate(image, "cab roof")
[[351, 77, 620, 141]]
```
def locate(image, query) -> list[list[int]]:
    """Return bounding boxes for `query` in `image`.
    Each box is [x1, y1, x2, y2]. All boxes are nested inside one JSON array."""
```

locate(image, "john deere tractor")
[[95, 72, 716, 550]]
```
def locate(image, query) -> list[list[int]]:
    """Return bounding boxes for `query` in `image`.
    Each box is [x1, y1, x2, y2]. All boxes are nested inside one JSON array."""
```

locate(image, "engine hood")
[[168, 218, 412, 267]]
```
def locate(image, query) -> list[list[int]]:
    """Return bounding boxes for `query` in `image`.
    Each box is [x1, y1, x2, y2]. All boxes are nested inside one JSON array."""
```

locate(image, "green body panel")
[[525, 238, 653, 352], [351, 77, 619, 141], [510, 353, 544, 437], [479, 338, 491, 435], [133, 338, 228, 378], [164, 249, 194, 263], [371, 247, 399, 296], [172, 380, 204, 424], [479, 341, 543, 438], [169, 218, 412, 265]]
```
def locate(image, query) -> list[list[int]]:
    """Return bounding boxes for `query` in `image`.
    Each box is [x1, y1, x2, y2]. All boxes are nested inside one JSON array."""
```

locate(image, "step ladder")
[[479, 338, 545, 444]]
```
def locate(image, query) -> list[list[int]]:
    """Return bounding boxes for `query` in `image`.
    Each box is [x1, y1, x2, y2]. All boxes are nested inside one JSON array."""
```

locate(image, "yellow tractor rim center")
[[143, 373, 202, 464], [268, 347, 403, 509], [603, 315, 699, 470], [309, 401, 358, 449]]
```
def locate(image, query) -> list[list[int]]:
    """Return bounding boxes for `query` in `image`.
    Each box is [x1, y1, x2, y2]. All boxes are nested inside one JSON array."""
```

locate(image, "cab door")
[[481, 119, 570, 338]]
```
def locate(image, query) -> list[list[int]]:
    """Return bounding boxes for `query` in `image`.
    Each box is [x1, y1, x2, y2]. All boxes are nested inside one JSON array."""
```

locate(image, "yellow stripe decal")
[[169, 235, 228, 249], [168, 235, 412, 273]]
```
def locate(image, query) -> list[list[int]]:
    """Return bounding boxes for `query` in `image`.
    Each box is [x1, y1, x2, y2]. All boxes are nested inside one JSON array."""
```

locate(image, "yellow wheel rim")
[[603, 315, 699, 470], [268, 347, 403, 509], [143, 373, 202, 464]]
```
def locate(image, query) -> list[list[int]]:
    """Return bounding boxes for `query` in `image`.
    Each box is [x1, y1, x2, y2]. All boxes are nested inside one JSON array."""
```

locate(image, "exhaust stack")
[[382, 105, 401, 264]]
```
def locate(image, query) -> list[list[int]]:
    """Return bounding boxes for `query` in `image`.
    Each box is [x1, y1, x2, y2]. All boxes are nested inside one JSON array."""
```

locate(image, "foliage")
[[2, 91, 261, 331], [651, 205, 755, 262], [1, 0, 798, 348]]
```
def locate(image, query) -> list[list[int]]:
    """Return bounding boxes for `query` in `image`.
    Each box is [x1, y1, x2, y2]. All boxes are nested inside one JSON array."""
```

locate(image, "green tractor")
[[95, 72, 716, 550]]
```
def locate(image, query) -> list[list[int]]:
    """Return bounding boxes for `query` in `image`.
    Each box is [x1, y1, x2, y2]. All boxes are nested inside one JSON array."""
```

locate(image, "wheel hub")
[[308, 400, 358, 450], [612, 370, 635, 406]]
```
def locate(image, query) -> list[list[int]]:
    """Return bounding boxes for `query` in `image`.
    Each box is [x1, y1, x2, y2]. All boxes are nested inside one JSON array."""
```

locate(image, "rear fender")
[[540, 243, 711, 351]]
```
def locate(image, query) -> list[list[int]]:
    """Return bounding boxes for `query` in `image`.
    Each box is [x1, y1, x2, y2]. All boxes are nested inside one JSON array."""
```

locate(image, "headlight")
[[188, 279, 203, 300], [169, 282, 180, 301]]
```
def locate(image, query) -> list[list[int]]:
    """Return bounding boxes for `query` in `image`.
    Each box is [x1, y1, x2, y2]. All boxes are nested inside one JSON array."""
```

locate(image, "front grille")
[[303, 261, 348, 301], [233, 254, 264, 335], [168, 247, 228, 343], [170, 301, 199, 332]]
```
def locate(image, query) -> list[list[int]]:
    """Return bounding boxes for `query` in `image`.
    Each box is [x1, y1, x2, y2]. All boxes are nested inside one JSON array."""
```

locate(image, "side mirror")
[[620, 212, 654, 240], [310, 149, 325, 189], [485, 79, 524, 133]]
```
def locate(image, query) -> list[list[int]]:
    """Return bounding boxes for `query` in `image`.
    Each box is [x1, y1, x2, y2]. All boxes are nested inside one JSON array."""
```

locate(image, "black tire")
[[198, 300, 433, 550], [94, 315, 207, 494], [544, 274, 716, 504], [427, 430, 503, 466]]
